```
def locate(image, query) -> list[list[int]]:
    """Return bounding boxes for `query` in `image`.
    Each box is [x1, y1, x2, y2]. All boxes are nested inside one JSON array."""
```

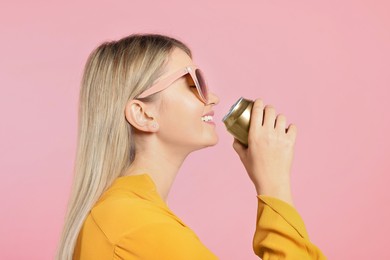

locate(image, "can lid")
[[222, 97, 244, 122]]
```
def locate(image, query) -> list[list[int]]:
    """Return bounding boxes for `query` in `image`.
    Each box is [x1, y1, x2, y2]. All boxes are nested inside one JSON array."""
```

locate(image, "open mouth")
[[201, 115, 214, 122]]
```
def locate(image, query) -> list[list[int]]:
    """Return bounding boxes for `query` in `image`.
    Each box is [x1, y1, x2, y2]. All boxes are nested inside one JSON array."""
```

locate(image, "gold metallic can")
[[222, 97, 254, 147]]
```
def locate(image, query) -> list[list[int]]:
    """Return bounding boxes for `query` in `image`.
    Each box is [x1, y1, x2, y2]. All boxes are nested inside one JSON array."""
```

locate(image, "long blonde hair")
[[56, 34, 192, 260]]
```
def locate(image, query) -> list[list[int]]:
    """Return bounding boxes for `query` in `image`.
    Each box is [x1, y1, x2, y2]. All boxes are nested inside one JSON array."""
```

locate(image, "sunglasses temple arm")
[[138, 69, 188, 98]]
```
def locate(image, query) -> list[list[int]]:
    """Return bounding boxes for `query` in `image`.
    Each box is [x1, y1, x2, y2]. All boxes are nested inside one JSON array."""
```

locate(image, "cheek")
[[159, 84, 205, 136], [161, 98, 203, 134]]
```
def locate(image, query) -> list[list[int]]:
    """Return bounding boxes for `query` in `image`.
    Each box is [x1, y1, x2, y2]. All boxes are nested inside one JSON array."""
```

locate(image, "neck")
[[124, 144, 190, 202]]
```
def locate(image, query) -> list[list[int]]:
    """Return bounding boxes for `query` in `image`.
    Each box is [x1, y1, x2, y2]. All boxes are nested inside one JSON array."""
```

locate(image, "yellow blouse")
[[74, 174, 326, 259]]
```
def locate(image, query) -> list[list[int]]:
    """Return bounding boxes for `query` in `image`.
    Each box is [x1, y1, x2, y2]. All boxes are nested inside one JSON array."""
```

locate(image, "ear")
[[125, 100, 159, 132]]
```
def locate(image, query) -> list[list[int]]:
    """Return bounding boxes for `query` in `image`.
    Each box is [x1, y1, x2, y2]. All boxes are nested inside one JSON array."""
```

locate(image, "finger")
[[286, 123, 298, 142], [263, 105, 276, 130], [249, 99, 265, 136], [275, 114, 287, 132]]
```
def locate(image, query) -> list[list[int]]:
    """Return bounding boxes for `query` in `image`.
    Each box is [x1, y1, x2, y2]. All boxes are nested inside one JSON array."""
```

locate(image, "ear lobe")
[[150, 121, 159, 131]]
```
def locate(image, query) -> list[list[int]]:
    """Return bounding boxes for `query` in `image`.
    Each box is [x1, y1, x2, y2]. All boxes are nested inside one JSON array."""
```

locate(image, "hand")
[[232, 98, 297, 206]]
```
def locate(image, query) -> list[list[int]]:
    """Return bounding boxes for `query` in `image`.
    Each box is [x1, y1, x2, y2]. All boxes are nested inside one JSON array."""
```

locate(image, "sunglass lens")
[[195, 69, 208, 102]]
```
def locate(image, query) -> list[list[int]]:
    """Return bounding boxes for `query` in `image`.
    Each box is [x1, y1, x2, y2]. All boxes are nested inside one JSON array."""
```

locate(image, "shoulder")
[[84, 190, 218, 259], [90, 192, 183, 244], [113, 220, 217, 260]]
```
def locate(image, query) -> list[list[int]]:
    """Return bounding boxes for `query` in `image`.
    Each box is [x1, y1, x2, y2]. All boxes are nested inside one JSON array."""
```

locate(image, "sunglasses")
[[137, 65, 209, 104]]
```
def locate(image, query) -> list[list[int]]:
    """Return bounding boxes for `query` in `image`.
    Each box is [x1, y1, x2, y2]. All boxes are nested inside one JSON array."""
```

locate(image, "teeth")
[[201, 115, 213, 122]]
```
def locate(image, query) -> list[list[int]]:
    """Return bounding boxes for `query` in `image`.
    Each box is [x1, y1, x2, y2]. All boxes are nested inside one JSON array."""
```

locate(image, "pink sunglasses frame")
[[137, 65, 209, 104]]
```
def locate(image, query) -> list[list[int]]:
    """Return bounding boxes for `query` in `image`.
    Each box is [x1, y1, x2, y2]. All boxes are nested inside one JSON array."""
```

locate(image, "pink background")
[[1, 1, 389, 259]]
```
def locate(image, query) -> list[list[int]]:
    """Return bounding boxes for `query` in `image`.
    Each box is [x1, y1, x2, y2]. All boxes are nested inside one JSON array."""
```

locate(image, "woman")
[[56, 33, 326, 259]]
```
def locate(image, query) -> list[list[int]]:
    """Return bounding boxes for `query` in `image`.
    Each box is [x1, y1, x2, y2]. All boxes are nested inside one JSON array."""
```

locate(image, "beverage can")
[[222, 97, 254, 147]]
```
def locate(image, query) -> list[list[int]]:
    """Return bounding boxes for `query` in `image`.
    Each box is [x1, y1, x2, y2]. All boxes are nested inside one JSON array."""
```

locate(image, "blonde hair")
[[56, 33, 192, 260]]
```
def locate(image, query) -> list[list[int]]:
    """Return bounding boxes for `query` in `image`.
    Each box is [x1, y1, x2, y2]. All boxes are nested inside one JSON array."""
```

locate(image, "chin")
[[211, 135, 219, 145], [205, 134, 219, 147], [192, 136, 219, 152]]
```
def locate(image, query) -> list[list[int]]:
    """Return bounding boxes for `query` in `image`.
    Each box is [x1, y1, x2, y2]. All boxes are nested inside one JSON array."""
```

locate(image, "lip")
[[202, 111, 215, 117]]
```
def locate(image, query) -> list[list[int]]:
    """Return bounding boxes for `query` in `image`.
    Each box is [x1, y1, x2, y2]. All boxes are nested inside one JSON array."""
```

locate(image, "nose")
[[207, 91, 220, 106]]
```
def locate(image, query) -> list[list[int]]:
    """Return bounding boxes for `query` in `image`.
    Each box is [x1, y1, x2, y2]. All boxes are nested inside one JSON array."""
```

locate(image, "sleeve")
[[253, 195, 327, 260], [113, 221, 219, 260]]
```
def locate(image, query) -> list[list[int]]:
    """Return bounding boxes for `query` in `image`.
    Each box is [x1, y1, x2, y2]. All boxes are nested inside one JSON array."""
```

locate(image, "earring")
[[151, 122, 158, 128]]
